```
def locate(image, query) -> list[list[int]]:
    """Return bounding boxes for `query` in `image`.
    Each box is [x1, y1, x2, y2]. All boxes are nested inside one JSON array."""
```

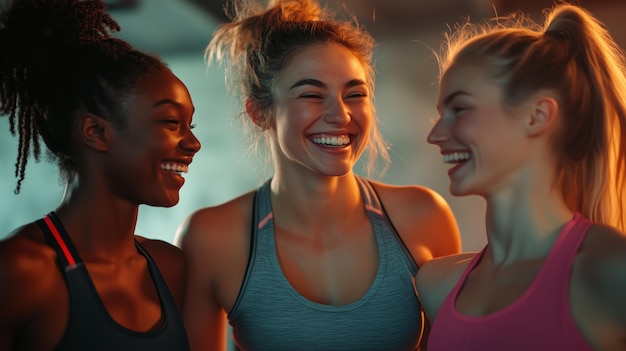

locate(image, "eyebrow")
[[152, 99, 196, 114], [441, 90, 470, 106], [153, 98, 182, 108], [289, 78, 368, 90]]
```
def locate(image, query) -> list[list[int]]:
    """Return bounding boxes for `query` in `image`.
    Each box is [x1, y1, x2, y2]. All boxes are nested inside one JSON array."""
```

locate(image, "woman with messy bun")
[[176, 0, 460, 350], [417, 3, 626, 350], [0, 0, 201, 350]]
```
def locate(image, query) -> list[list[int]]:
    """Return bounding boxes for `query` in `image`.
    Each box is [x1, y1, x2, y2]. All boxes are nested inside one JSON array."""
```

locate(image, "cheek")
[[450, 120, 477, 140], [351, 104, 373, 128]]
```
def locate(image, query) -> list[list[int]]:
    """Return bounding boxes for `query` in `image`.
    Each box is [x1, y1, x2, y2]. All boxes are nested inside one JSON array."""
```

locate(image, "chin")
[[448, 183, 473, 197], [147, 195, 180, 208]]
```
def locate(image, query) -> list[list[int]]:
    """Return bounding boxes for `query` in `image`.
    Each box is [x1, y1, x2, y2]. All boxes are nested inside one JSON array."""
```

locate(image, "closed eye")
[[346, 91, 368, 99], [453, 107, 468, 116], [160, 119, 182, 130], [300, 93, 323, 99]]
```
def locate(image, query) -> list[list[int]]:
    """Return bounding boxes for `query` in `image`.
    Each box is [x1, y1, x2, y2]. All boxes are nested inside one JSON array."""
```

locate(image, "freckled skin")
[[178, 41, 461, 351]]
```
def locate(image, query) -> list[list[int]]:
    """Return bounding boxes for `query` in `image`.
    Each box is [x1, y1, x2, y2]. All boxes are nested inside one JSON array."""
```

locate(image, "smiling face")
[[104, 67, 201, 207], [427, 63, 531, 197], [269, 42, 372, 179]]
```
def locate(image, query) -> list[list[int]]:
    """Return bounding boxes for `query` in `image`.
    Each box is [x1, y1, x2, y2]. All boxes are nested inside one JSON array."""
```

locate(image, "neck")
[[483, 180, 573, 265], [269, 173, 364, 236], [55, 180, 140, 259]]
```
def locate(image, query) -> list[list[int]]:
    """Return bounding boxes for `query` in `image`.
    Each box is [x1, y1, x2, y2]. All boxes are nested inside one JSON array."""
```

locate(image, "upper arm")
[[415, 254, 473, 321], [573, 225, 626, 344], [372, 182, 461, 265], [414, 259, 445, 321], [176, 209, 230, 351], [0, 233, 50, 351], [412, 187, 461, 259], [0, 251, 19, 351]]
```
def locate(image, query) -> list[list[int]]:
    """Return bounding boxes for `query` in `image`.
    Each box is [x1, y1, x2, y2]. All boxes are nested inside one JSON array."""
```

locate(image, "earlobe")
[[526, 97, 558, 137], [245, 97, 269, 130], [79, 113, 110, 151]]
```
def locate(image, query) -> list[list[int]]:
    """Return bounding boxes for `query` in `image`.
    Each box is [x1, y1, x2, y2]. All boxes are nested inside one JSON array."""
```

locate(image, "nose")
[[181, 128, 202, 154], [324, 97, 352, 126], [426, 118, 450, 145]]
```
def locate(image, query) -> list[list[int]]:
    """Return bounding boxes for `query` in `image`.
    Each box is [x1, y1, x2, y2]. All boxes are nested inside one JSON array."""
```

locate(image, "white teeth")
[[443, 152, 471, 163], [161, 163, 188, 174], [312, 135, 350, 146]]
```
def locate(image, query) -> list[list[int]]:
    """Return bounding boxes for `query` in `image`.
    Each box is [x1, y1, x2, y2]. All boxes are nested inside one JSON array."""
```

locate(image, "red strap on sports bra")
[[43, 215, 76, 266]]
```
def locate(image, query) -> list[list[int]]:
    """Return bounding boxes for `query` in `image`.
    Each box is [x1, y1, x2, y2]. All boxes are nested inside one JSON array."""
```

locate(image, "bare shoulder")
[[0, 223, 62, 327], [368, 180, 461, 265], [175, 190, 257, 316], [175, 190, 256, 248], [575, 223, 626, 305], [577, 223, 626, 281], [136, 235, 185, 261], [571, 223, 626, 346], [175, 190, 256, 272], [417, 253, 476, 286], [415, 252, 476, 319]]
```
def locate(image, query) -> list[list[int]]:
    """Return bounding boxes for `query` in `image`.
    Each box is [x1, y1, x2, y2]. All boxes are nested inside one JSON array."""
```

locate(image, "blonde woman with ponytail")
[[418, 3, 626, 350]]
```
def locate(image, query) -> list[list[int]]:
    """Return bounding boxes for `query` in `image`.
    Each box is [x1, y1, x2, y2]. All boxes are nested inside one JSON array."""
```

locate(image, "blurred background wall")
[[1, 0, 625, 254]]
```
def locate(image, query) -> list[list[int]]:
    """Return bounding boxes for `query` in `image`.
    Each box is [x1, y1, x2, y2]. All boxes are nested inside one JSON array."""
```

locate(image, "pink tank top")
[[428, 213, 594, 351]]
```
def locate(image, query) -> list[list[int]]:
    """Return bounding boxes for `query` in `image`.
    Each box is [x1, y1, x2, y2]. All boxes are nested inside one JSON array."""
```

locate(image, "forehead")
[[125, 67, 193, 115], [276, 42, 368, 84], [438, 63, 500, 103], [133, 68, 189, 100], [134, 68, 183, 94]]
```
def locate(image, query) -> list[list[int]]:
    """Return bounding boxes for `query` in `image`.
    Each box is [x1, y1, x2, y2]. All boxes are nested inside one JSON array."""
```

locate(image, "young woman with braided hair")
[[0, 0, 201, 350], [418, 3, 626, 350]]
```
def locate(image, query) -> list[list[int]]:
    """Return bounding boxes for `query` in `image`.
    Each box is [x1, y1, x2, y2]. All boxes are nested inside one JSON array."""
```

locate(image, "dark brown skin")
[[0, 67, 201, 351]]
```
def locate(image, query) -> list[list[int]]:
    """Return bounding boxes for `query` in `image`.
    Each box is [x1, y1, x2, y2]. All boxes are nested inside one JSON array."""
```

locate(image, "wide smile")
[[161, 162, 189, 176], [443, 151, 472, 175], [443, 151, 471, 164], [310, 134, 352, 148]]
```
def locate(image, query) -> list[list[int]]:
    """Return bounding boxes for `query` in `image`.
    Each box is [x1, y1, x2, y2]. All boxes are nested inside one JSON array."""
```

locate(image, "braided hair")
[[0, 0, 166, 193]]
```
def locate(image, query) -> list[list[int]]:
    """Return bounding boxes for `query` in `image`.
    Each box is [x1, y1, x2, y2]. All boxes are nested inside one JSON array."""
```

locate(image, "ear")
[[245, 97, 270, 130], [525, 96, 559, 137], [78, 113, 111, 152]]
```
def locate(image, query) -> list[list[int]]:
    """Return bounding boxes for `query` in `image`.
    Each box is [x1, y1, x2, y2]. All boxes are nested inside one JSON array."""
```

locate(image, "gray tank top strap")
[[355, 176, 418, 273], [253, 179, 273, 227]]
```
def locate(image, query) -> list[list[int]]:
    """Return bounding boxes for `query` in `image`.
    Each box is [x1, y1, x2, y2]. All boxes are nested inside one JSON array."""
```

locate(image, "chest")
[[455, 259, 544, 316], [274, 222, 379, 305], [21, 259, 165, 351]]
